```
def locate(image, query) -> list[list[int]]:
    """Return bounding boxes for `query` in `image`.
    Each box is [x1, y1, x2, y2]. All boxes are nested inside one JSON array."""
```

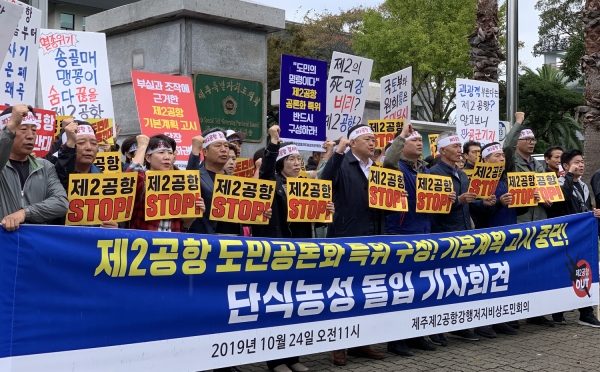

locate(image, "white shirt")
[[352, 153, 373, 179]]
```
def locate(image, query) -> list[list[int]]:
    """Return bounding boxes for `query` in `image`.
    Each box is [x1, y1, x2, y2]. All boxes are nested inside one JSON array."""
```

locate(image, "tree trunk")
[[581, 0, 600, 186], [468, 0, 505, 83]]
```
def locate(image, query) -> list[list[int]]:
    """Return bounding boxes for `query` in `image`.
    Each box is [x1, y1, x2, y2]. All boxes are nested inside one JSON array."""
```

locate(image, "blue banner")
[[279, 54, 328, 151], [0, 213, 597, 371]]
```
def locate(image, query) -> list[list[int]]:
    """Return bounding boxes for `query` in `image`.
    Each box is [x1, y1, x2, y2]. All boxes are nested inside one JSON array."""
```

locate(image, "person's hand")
[[326, 201, 335, 214], [458, 192, 477, 204], [7, 104, 29, 133], [254, 157, 262, 170], [196, 196, 206, 214], [449, 191, 457, 203], [515, 112, 525, 124], [323, 140, 335, 154], [1, 209, 26, 231], [99, 140, 111, 152], [401, 191, 409, 198], [534, 190, 541, 203], [269, 125, 280, 144], [569, 162, 580, 174], [100, 221, 118, 228], [115, 123, 122, 138], [191, 135, 204, 155], [500, 192, 513, 206], [136, 134, 150, 149], [64, 120, 78, 148], [483, 195, 497, 206], [594, 208, 600, 219], [399, 123, 414, 139], [336, 136, 350, 154], [264, 208, 273, 220]]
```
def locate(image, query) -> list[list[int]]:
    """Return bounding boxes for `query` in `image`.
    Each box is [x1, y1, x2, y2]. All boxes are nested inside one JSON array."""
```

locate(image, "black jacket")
[[556, 172, 592, 217], [321, 151, 385, 237]]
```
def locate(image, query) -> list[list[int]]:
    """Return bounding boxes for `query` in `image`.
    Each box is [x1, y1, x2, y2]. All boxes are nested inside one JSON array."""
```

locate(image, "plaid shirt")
[[126, 163, 181, 232]]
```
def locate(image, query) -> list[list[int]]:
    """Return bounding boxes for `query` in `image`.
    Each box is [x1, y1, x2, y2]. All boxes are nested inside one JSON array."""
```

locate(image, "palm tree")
[[468, 0, 505, 82], [522, 65, 566, 84]]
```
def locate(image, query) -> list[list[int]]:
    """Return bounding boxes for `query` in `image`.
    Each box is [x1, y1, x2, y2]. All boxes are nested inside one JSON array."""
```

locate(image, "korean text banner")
[[1, 0, 40, 106], [93, 151, 122, 173], [279, 54, 328, 151], [508, 172, 538, 208], [210, 174, 275, 225], [0, 214, 597, 371], [368, 119, 403, 150], [38, 30, 115, 121], [369, 168, 408, 212], [536, 172, 565, 203], [455, 78, 499, 144], [380, 66, 411, 121], [132, 70, 200, 168], [0, 105, 55, 158], [468, 162, 504, 199], [416, 174, 454, 214], [326, 52, 373, 140], [286, 178, 332, 223], [0, 1, 23, 67], [145, 170, 202, 221], [233, 158, 255, 178]]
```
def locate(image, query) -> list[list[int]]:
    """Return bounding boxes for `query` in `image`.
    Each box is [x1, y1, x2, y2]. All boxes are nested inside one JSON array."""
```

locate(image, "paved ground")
[[239, 310, 600, 371]]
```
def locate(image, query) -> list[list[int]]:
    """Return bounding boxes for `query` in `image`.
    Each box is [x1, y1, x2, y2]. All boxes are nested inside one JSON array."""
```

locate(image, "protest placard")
[[87, 118, 115, 144], [455, 78, 499, 144], [0, 105, 55, 158], [368, 168, 408, 212], [286, 178, 332, 223], [0, 1, 23, 67], [145, 170, 201, 221], [132, 70, 200, 168], [210, 174, 275, 225], [507, 172, 538, 208], [368, 119, 403, 149], [380, 66, 411, 121], [416, 174, 454, 214], [54, 115, 71, 138], [468, 162, 504, 198], [326, 52, 373, 140], [233, 158, 255, 178], [279, 54, 328, 151], [1, 1, 40, 106], [536, 173, 565, 203], [38, 30, 114, 123], [94, 152, 122, 173], [428, 134, 438, 156], [66, 173, 136, 226]]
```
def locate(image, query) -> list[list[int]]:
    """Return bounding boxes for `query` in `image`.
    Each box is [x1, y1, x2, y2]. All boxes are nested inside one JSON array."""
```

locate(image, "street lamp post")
[[506, 0, 518, 122]]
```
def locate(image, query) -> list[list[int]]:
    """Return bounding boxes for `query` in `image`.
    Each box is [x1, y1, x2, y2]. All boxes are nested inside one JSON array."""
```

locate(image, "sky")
[[249, 0, 545, 70]]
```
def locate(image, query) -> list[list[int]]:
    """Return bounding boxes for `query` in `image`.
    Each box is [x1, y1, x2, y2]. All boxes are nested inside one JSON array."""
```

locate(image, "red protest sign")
[[0, 105, 56, 158], [131, 71, 201, 167]]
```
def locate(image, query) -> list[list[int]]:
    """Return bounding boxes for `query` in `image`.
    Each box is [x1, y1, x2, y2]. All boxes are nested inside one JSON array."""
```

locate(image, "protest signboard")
[[415, 174, 454, 214], [380, 66, 411, 121], [66, 173, 136, 226], [507, 172, 538, 208], [145, 170, 201, 221], [87, 118, 115, 144], [132, 70, 200, 168], [536, 173, 565, 203], [286, 178, 332, 223], [368, 119, 403, 149], [0, 0, 40, 106], [468, 162, 504, 198], [210, 174, 275, 225], [455, 78, 499, 144], [326, 52, 373, 140], [38, 30, 114, 123], [94, 152, 122, 173], [368, 168, 408, 212], [428, 134, 438, 156], [0, 1, 23, 67], [0, 105, 55, 158], [279, 54, 328, 151], [233, 158, 255, 178]]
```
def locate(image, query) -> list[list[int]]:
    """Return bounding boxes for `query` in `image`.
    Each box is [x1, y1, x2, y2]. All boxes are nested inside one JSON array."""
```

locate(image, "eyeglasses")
[[519, 138, 537, 143]]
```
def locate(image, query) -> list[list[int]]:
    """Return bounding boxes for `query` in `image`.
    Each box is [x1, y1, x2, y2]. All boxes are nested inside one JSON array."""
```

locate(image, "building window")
[[60, 13, 74, 30], [82, 16, 86, 31]]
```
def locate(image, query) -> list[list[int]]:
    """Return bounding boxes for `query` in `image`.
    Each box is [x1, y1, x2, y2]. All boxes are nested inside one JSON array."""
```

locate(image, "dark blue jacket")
[[485, 176, 517, 228]]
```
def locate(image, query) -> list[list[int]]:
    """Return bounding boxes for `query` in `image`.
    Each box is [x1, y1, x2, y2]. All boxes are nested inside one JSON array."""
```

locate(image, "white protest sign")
[[0, 0, 41, 106], [0, 1, 23, 67], [326, 52, 373, 140], [455, 78, 499, 145], [38, 30, 114, 121], [380, 66, 411, 122]]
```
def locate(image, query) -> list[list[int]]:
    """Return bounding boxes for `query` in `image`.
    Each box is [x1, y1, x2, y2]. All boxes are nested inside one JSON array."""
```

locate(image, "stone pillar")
[[86, 0, 284, 158]]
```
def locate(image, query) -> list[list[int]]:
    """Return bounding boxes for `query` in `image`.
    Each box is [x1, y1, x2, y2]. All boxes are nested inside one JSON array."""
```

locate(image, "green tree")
[[353, 0, 478, 123]]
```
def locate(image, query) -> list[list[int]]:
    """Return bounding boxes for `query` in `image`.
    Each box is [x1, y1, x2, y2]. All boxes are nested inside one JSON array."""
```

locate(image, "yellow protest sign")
[[66, 173, 137, 226], [88, 118, 115, 144], [463, 168, 475, 181], [368, 168, 408, 212], [210, 174, 275, 225], [286, 178, 332, 223], [145, 170, 201, 221], [233, 158, 255, 178], [368, 119, 404, 149], [536, 172, 565, 203], [298, 171, 311, 179], [468, 162, 504, 198], [428, 134, 438, 155], [416, 174, 454, 214], [507, 172, 538, 208], [94, 152, 122, 173]]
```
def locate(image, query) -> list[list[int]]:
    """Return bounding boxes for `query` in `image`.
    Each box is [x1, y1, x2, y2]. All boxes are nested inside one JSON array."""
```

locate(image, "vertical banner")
[[467, 162, 504, 198], [380, 66, 411, 121], [1, 0, 40, 106], [66, 173, 136, 226], [455, 78, 499, 144], [428, 134, 438, 156], [233, 158, 255, 178], [536, 173, 565, 203], [286, 178, 332, 223], [507, 172, 538, 208], [279, 54, 328, 151], [132, 71, 201, 169], [0, 105, 55, 158], [0, 1, 23, 66], [94, 152, 122, 173], [145, 170, 201, 221], [415, 174, 454, 214], [210, 174, 275, 225], [368, 119, 403, 149], [368, 168, 408, 212], [326, 52, 373, 140], [38, 30, 114, 122]]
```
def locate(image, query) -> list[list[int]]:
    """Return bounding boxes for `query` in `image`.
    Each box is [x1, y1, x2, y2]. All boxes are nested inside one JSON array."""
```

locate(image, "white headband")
[[406, 131, 421, 141], [519, 129, 535, 139], [146, 140, 173, 155], [128, 143, 138, 153], [277, 144, 300, 161], [203, 131, 227, 149], [436, 135, 461, 152], [482, 143, 503, 158], [0, 112, 39, 130], [349, 126, 374, 141], [61, 124, 96, 144]]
